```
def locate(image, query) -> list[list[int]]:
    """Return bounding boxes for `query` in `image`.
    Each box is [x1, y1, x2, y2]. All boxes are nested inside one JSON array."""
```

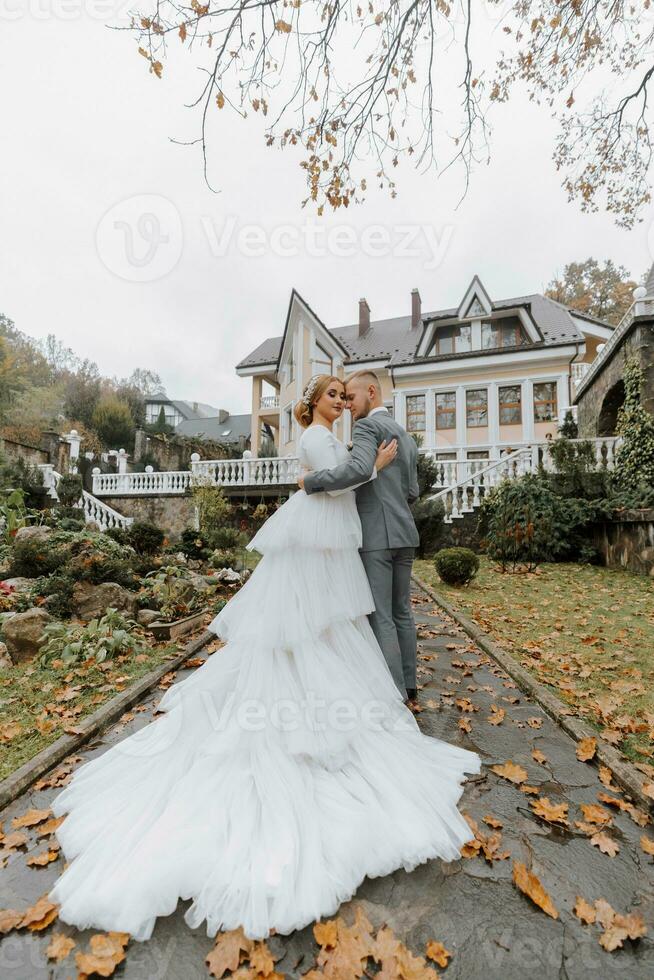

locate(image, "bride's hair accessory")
[[302, 375, 321, 405]]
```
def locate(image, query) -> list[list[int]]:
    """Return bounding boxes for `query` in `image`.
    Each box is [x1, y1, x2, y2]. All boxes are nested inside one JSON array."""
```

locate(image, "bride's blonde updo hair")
[[294, 374, 344, 428]]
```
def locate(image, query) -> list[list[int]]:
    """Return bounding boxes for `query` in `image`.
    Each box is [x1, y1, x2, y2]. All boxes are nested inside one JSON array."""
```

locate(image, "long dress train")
[[47, 424, 481, 941]]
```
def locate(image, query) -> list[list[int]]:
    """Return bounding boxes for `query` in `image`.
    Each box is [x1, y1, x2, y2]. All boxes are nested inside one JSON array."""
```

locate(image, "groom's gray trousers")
[[302, 409, 421, 699], [360, 546, 417, 694]]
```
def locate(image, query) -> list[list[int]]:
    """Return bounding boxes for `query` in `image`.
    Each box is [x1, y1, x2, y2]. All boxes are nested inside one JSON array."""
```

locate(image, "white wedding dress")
[[48, 425, 481, 941]]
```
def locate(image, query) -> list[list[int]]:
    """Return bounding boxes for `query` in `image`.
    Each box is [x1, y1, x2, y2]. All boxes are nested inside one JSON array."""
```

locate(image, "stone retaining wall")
[[102, 495, 197, 539], [591, 509, 654, 576]]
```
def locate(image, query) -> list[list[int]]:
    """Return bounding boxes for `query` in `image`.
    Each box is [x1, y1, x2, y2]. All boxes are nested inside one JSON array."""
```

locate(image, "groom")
[[298, 370, 421, 703]]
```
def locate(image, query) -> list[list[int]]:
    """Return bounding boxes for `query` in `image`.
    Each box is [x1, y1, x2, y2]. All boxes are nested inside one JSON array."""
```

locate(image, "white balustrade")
[[50, 471, 133, 531], [92, 457, 301, 496], [426, 435, 620, 523], [260, 395, 280, 410]]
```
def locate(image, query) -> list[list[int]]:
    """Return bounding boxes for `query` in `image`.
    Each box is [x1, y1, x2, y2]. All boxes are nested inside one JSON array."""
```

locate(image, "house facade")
[[236, 278, 614, 463]]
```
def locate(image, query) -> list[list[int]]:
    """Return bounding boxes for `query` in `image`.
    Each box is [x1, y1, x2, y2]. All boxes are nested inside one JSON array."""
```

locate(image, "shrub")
[[180, 527, 210, 559], [38, 608, 146, 666], [10, 530, 73, 577], [434, 548, 479, 586], [33, 571, 76, 618], [558, 409, 578, 439], [411, 496, 446, 557], [140, 566, 210, 621], [190, 484, 235, 549], [91, 395, 136, 450], [127, 521, 164, 554], [210, 548, 240, 569], [56, 516, 87, 532], [105, 526, 129, 546], [56, 473, 83, 509], [479, 474, 599, 571], [411, 434, 439, 497]]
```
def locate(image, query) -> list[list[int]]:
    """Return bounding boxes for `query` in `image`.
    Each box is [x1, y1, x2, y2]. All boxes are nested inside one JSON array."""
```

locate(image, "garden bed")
[[414, 557, 654, 767]]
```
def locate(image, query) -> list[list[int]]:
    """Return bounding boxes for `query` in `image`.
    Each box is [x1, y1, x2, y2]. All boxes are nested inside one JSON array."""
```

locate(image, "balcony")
[[260, 395, 280, 411]]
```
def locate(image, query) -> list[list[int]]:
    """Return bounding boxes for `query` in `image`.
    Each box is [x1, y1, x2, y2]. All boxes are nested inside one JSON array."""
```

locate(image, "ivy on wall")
[[614, 353, 654, 500]]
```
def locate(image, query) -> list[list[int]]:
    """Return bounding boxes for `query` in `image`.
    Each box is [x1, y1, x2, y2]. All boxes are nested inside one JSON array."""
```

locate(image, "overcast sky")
[[2, 7, 652, 415]]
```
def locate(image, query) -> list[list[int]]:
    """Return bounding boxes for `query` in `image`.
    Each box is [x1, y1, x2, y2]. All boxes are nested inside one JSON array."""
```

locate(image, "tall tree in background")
[[545, 259, 638, 325], [92, 396, 136, 450], [63, 360, 102, 428], [132, 1, 654, 225], [127, 368, 165, 397]]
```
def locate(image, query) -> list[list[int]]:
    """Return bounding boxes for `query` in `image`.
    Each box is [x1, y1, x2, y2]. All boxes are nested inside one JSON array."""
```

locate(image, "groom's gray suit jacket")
[[302, 409, 420, 551]]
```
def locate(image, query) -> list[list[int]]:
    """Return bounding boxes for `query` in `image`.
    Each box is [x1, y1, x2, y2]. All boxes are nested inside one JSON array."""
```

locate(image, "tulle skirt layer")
[[246, 487, 363, 555], [209, 545, 375, 646]]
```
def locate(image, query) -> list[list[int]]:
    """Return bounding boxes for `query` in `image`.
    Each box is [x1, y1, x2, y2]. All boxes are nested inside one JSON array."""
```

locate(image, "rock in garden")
[[215, 568, 242, 584], [71, 582, 138, 621], [137, 609, 161, 627], [0, 641, 11, 669], [1, 577, 35, 593], [13, 525, 52, 545], [4, 608, 52, 664]]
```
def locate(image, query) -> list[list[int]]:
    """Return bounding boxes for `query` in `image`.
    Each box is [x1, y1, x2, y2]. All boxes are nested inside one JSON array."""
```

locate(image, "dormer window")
[[434, 323, 472, 355], [481, 316, 525, 350]]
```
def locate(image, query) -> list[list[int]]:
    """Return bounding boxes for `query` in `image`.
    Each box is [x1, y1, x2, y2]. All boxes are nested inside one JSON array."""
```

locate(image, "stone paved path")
[[1, 584, 653, 979]]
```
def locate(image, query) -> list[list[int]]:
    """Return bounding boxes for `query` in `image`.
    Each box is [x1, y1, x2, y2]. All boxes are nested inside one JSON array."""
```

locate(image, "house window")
[[434, 324, 472, 355], [406, 394, 426, 432], [499, 385, 522, 425], [467, 450, 489, 460], [435, 452, 457, 460], [456, 324, 472, 353], [315, 342, 332, 374], [533, 382, 558, 422], [283, 405, 294, 443], [466, 389, 488, 427], [435, 391, 456, 429], [288, 339, 295, 383], [384, 401, 394, 418], [434, 326, 455, 355], [481, 317, 525, 350]]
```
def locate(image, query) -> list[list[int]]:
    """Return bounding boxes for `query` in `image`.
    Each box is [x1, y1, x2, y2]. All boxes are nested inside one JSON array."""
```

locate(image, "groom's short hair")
[[346, 369, 381, 392]]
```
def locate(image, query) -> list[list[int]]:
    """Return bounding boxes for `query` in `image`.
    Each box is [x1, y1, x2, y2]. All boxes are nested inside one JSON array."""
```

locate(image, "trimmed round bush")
[[433, 547, 479, 586], [127, 521, 165, 554]]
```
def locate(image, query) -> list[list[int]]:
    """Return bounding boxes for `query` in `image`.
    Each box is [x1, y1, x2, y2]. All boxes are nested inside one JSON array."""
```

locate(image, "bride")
[[47, 374, 481, 942]]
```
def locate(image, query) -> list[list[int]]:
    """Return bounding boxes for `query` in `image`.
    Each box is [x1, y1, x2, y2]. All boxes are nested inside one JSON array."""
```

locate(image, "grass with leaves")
[[414, 557, 654, 765], [0, 632, 187, 782]]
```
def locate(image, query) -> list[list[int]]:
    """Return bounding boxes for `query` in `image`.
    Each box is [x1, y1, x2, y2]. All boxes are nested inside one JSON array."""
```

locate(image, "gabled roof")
[[276, 288, 349, 371], [145, 397, 221, 420], [175, 413, 252, 443], [236, 285, 614, 374]]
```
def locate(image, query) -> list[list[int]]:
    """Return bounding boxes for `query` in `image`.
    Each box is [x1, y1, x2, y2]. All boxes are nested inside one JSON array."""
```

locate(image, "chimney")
[[218, 409, 229, 424], [359, 297, 370, 337], [411, 288, 421, 329], [192, 401, 198, 412]]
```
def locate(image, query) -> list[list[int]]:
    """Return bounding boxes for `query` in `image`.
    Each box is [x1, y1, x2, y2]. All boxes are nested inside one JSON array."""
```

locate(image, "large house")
[[144, 396, 221, 429], [236, 277, 614, 462]]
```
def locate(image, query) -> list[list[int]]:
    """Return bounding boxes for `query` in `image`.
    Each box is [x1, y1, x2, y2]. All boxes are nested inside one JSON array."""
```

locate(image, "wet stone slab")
[[0, 588, 653, 978]]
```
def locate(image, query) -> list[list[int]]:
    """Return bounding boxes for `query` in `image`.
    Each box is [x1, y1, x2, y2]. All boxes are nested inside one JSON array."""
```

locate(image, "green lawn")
[[414, 557, 654, 765], [0, 635, 188, 783]]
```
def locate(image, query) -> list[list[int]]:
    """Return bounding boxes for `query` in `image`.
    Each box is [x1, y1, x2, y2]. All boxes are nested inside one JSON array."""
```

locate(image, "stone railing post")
[[64, 429, 82, 473], [242, 449, 252, 486]]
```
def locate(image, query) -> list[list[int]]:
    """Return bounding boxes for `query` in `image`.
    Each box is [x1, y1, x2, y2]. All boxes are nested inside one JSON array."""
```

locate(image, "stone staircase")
[[428, 438, 619, 523], [40, 468, 133, 531]]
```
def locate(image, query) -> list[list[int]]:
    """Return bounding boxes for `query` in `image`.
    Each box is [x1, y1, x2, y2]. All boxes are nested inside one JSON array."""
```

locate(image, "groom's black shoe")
[[406, 688, 418, 701]]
